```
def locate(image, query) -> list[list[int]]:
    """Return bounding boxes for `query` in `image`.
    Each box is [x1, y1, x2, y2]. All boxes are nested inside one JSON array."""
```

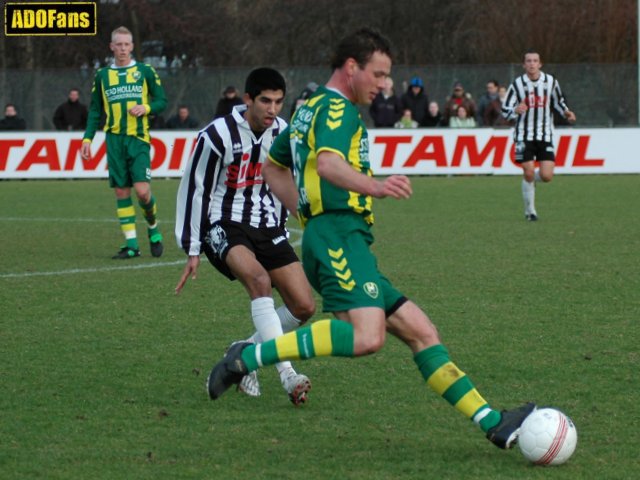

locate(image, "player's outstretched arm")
[[317, 151, 412, 199], [175, 255, 200, 294], [263, 159, 299, 218]]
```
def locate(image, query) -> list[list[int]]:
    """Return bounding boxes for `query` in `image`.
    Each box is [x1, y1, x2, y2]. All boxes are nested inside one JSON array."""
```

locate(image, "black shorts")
[[515, 140, 555, 163], [202, 220, 299, 280]]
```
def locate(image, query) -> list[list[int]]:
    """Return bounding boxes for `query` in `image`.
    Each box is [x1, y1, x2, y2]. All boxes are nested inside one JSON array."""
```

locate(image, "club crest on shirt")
[[363, 282, 379, 299], [131, 70, 142, 81]]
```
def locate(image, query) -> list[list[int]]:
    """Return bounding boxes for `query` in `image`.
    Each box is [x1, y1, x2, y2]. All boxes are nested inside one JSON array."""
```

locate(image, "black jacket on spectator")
[[369, 92, 403, 127], [53, 100, 88, 130], [166, 114, 199, 129], [401, 87, 430, 126], [214, 97, 244, 119], [423, 112, 443, 127], [0, 115, 26, 130]]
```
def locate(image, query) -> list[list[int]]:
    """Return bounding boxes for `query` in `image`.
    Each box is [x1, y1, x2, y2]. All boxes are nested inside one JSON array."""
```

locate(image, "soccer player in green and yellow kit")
[[81, 26, 167, 259], [207, 28, 536, 451]]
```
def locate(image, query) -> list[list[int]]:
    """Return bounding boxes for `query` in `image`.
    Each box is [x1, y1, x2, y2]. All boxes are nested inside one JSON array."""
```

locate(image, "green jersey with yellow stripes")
[[83, 61, 167, 143], [269, 85, 374, 226]]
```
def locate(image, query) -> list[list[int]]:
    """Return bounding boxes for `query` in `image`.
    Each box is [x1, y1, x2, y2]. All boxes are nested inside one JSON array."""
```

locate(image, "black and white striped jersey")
[[502, 71, 570, 143], [175, 105, 288, 256]]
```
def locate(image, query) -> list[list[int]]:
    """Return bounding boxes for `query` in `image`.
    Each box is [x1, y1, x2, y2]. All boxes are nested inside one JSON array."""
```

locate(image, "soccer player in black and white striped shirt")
[[502, 50, 576, 221], [174, 68, 315, 405]]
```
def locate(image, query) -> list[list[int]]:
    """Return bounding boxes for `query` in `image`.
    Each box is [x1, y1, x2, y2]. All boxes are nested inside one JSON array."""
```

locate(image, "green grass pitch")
[[1, 175, 638, 479]]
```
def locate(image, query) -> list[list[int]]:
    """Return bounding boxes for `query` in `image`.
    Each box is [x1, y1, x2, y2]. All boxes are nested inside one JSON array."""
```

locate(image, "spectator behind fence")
[[491, 86, 514, 127], [166, 105, 199, 129], [0, 103, 27, 130], [394, 108, 418, 129], [481, 83, 509, 127], [449, 105, 476, 128], [53, 88, 88, 131], [400, 76, 429, 126], [475, 80, 499, 126], [149, 112, 165, 129], [290, 81, 319, 119], [443, 81, 476, 126], [423, 101, 443, 127], [369, 77, 402, 127], [214, 85, 244, 118]]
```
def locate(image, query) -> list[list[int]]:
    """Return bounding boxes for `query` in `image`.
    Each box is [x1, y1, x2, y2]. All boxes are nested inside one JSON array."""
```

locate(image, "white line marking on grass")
[[0, 225, 303, 277], [0, 216, 181, 226], [0, 260, 185, 279]]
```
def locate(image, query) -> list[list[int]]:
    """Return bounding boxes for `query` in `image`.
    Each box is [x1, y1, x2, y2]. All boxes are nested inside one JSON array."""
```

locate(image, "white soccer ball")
[[518, 407, 577, 465]]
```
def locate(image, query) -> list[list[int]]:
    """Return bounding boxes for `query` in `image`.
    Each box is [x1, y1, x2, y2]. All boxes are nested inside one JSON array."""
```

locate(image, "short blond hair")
[[111, 26, 132, 42]]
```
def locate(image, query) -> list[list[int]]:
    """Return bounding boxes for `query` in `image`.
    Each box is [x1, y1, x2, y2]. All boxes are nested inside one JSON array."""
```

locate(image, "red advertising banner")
[[0, 128, 636, 179]]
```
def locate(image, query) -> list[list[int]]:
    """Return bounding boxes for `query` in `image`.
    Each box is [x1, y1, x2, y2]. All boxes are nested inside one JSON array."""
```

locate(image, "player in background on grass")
[[502, 50, 576, 221], [207, 28, 535, 450], [81, 26, 167, 259], [175, 68, 316, 405]]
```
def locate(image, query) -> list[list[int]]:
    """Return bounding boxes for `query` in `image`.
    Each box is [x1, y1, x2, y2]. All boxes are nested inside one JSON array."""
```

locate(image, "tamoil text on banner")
[[4, 2, 97, 36]]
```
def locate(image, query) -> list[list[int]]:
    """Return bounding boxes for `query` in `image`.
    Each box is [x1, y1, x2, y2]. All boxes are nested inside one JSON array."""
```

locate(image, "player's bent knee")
[[354, 331, 386, 355], [295, 300, 316, 323], [540, 174, 553, 183]]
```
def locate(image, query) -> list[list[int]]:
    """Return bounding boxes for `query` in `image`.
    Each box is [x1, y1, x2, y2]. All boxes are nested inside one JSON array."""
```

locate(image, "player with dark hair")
[[175, 67, 315, 405], [502, 50, 576, 221], [81, 26, 167, 259], [207, 28, 535, 450]]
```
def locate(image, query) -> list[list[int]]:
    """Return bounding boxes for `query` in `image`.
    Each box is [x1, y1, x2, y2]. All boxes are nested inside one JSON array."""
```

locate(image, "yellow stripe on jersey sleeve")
[[306, 94, 325, 108], [305, 115, 323, 217], [139, 73, 150, 142], [346, 126, 366, 213], [141, 72, 149, 106], [304, 153, 323, 217], [268, 153, 288, 169]]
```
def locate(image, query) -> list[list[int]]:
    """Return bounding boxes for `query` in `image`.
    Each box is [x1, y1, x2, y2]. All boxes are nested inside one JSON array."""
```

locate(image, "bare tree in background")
[[0, 0, 635, 68]]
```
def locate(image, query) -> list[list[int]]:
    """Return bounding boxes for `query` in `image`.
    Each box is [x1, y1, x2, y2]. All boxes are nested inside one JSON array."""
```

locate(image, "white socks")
[[247, 304, 302, 343], [521, 178, 536, 215], [249, 297, 296, 377], [275, 305, 302, 333]]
